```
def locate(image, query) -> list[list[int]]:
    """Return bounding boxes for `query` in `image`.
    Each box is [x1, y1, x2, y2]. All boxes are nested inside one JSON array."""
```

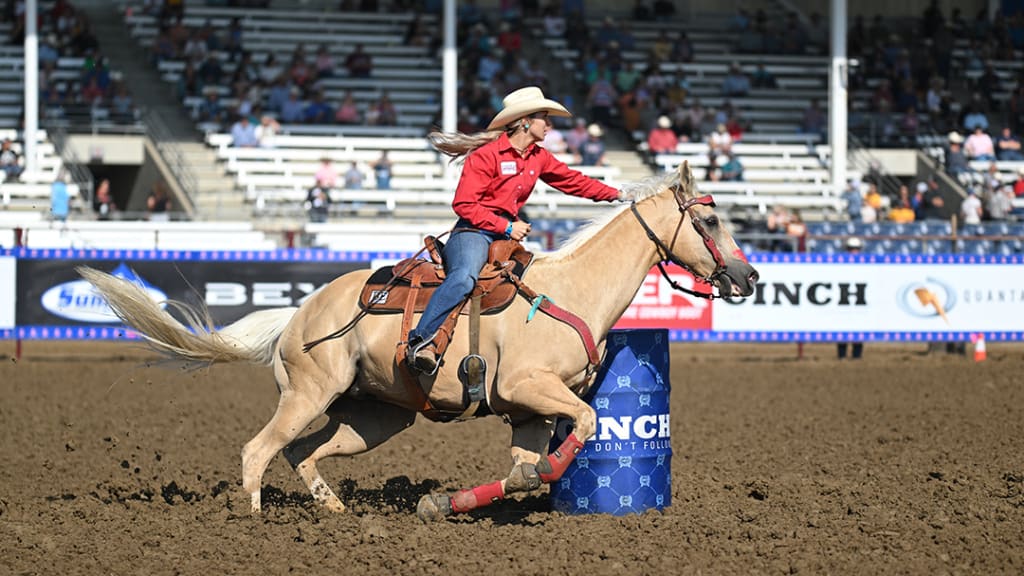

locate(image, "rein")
[[629, 188, 728, 300], [301, 230, 453, 353]]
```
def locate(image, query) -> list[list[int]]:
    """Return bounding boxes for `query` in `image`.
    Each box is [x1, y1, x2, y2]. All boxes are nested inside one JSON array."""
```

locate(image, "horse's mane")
[[540, 171, 683, 263]]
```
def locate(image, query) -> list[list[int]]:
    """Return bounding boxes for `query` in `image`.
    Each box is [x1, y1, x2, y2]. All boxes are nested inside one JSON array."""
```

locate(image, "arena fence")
[[1, 249, 1020, 343]]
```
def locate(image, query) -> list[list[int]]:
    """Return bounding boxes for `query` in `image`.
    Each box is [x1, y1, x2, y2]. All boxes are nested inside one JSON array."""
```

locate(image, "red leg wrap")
[[449, 480, 505, 514], [539, 433, 585, 483]]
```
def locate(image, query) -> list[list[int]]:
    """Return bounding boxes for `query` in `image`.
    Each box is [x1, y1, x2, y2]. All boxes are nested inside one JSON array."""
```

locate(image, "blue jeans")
[[410, 225, 500, 342]]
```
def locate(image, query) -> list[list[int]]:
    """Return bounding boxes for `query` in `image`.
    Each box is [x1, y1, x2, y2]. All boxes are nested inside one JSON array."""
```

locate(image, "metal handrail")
[[144, 109, 199, 205], [847, 132, 903, 199], [42, 120, 95, 210]]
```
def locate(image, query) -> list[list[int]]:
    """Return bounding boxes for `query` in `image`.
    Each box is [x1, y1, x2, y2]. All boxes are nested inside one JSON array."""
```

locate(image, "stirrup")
[[407, 337, 439, 376]]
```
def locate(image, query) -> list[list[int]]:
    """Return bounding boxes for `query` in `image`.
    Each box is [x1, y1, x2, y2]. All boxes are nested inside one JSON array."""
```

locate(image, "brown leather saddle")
[[358, 236, 534, 370]]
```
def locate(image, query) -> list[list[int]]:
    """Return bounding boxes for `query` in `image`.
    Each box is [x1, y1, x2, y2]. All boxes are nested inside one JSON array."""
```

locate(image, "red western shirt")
[[452, 132, 619, 234]]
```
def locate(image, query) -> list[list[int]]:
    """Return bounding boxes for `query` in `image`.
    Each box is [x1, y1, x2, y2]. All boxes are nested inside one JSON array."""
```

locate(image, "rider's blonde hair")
[[428, 123, 521, 163]]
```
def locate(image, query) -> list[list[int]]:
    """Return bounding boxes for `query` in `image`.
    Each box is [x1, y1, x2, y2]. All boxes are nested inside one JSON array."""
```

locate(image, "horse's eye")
[[705, 215, 719, 227]]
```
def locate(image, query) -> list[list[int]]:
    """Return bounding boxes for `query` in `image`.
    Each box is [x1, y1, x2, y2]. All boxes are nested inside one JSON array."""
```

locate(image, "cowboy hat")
[[587, 123, 604, 137], [947, 131, 963, 143], [657, 115, 672, 129], [487, 86, 571, 131]]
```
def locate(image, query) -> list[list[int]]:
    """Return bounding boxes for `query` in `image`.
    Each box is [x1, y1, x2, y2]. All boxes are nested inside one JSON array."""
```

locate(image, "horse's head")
[[634, 161, 759, 298]]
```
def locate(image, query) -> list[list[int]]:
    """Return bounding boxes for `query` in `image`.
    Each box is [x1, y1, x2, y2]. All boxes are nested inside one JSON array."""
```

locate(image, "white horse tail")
[[78, 266, 296, 366]]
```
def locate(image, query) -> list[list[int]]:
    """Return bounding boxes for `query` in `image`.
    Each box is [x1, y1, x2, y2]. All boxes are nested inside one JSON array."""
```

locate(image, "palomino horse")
[[80, 161, 758, 521]]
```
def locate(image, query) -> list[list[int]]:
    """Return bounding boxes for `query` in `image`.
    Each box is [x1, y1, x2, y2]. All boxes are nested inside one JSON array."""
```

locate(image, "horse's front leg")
[[417, 371, 593, 522]]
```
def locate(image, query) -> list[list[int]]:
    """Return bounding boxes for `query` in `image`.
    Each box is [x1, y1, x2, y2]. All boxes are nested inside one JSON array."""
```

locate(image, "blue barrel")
[[550, 329, 672, 515]]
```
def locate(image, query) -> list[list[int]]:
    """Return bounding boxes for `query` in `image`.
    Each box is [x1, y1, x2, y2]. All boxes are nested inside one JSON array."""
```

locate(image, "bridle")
[[629, 184, 729, 300]]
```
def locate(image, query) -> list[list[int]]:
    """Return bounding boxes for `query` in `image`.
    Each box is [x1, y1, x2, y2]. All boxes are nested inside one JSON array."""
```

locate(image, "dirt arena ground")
[[1, 340, 1022, 575]]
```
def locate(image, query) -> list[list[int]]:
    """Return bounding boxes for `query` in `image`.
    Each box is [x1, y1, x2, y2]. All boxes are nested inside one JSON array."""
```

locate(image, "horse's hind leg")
[[417, 371, 591, 521], [242, 373, 337, 514], [283, 396, 416, 512]]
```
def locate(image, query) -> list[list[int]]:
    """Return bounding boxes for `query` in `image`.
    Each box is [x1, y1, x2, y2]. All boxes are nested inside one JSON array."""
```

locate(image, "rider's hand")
[[510, 220, 531, 241]]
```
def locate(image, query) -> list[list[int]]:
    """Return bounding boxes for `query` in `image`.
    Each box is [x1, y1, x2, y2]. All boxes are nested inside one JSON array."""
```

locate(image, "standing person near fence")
[[405, 86, 628, 374]]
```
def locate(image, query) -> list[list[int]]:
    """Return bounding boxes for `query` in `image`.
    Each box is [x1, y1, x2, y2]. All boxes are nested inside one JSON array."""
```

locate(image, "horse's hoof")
[[416, 493, 452, 523]]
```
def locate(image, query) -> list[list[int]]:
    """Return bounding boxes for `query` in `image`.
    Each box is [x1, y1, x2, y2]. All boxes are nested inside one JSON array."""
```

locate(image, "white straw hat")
[[947, 131, 963, 144], [657, 115, 672, 129], [487, 86, 571, 130], [587, 123, 604, 137]]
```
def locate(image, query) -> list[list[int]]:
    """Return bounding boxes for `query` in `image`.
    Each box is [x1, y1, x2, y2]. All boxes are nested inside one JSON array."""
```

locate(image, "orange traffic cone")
[[973, 333, 987, 362]]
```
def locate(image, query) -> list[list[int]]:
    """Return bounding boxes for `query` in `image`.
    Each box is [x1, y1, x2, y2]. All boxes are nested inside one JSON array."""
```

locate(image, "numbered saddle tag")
[[500, 161, 517, 175]]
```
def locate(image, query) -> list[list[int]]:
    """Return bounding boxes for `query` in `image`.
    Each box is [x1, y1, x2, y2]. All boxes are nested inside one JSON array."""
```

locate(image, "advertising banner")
[[4, 249, 1022, 342], [0, 256, 13, 329], [612, 264, 713, 331], [708, 253, 1024, 342], [9, 248, 371, 339]]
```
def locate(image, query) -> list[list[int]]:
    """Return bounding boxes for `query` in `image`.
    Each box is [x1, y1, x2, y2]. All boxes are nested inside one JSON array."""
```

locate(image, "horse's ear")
[[677, 160, 693, 191]]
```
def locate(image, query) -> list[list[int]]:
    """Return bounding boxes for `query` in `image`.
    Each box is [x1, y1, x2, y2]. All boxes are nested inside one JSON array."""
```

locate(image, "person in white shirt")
[[960, 188, 983, 225]]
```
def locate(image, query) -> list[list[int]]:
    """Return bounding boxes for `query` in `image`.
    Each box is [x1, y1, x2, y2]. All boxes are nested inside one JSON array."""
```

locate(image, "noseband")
[[629, 185, 729, 300]]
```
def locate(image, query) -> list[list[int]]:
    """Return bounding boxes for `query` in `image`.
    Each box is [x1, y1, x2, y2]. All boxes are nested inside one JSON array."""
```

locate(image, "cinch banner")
[[707, 254, 1024, 342]]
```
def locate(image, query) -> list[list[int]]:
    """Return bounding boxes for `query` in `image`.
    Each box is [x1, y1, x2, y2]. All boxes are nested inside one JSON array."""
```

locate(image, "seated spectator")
[[147, 181, 172, 222], [542, 122, 568, 154], [766, 204, 794, 250], [0, 139, 22, 181], [888, 185, 915, 223], [986, 185, 1014, 221], [230, 115, 258, 147], [288, 54, 315, 91], [223, 17, 244, 61], [259, 54, 284, 85], [962, 105, 989, 132], [303, 91, 333, 124], [579, 124, 607, 166], [647, 116, 678, 155], [964, 126, 995, 161], [720, 153, 744, 181], [708, 123, 732, 155], [305, 180, 331, 223], [255, 114, 280, 148], [314, 44, 335, 79], [110, 84, 134, 121], [721, 62, 750, 97], [725, 115, 745, 142], [960, 188, 982, 225], [750, 63, 776, 88], [197, 54, 223, 87], [345, 43, 373, 78], [373, 151, 392, 190], [944, 132, 969, 176], [280, 88, 305, 124], [863, 183, 883, 220], [334, 91, 361, 124], [995, 126, 1023, 161], [344, 162, 364, 190], [1015, 167, 1024, 198], [801, 99, 825, 137], [670, 31, 694, 62], [565, 118, 588, 156], [315, 158, 338, 189], [365, 93, 398, 126], [94, 178, 117, 221], [198, 89, 226, 126]]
